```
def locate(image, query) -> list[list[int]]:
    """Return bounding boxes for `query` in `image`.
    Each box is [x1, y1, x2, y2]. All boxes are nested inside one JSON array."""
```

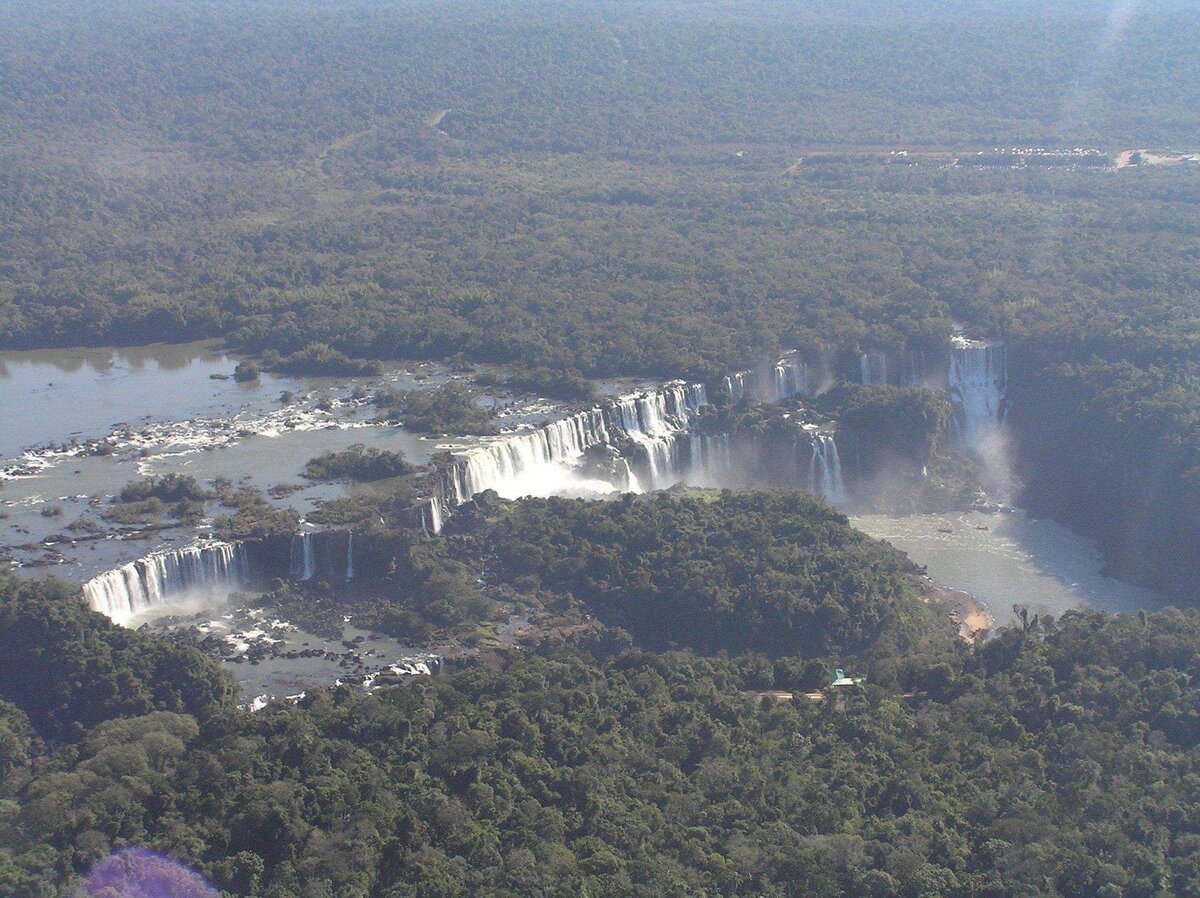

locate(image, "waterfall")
[[290, 532, 317, 581], [725, 371, 748, 403], [345, 530, 355, 581], [686, 433, 733, 485], [688, 433, 730, 475], [860, 352, 888, 386], [948, 339, 1007, 446], [726, 354, 808, 404], [448, 382, 707, 502], [636, 436, 682, 490], [771, 354, 809, 400], [808, 433, 846, 504], [451, 407, 612, 502], [83, 541, 250, 626], [610, 382, 706, 437], [423, 497, 446, 535], [612, 386, 678, 488], [421, 366, 864, 528], [857, 349, 926, 387], [614, 457, 642, 493], [609, 382, 706, 490]]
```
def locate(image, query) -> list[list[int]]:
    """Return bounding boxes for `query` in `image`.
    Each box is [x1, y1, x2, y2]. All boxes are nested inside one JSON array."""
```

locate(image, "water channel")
[[1, 341, 1170, 695]]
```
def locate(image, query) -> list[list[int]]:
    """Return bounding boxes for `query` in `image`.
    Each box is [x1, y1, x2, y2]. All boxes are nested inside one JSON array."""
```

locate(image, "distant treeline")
[[3, 1, 1197, 156], [1, 2, 1199, 379]]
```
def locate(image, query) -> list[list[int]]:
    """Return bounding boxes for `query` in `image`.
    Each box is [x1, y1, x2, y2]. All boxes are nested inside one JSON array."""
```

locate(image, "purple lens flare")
[[75, 848, 219, 898]]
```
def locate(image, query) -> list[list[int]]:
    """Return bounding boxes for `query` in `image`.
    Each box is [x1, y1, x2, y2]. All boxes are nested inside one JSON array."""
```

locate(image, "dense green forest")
[[224, 490, 942, 657], [5, 4, 1200, 892], [7, 562, 1200, 896], [0, 576, 234, 742], [1, 0, 1198, 375], [463, 491, 937, 656], [3, 144, 1198, 378]]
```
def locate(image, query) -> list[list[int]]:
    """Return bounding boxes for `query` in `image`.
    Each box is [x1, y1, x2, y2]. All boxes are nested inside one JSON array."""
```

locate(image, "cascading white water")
[[448, 382, 707, 502], [434, 369, 854, 521], [860, 352, 888, 386], [725, 372, 749, 403], [611, 383, 706, 436], [642, 438, 679, 489], [452, 407, 612, 501], [345, 531, 355, 581], [83, 541, 250, 626], [772, 355, 809, 400], [614, 457, 642, 493], [610, 382, 707, 490], [808, 432, 846, 504], [422, 497, 446, 535], [948, 339, 1007, 446], [290, 532, 317, 581]]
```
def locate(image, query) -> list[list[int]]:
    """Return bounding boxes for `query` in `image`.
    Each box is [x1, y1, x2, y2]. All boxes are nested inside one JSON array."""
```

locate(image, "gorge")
[[20, 333, 1165, 645], [428, 335, 1009, 529]]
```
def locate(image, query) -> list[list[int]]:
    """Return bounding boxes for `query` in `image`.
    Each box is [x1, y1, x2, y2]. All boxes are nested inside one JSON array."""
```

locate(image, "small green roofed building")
[[830, 668, 863, 688]]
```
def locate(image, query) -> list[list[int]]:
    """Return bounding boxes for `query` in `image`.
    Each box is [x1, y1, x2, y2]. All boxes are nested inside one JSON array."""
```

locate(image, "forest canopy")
[[466, 491, 935, 657], [0, 0, 1198, 380], [5, 567, 1200, 896]]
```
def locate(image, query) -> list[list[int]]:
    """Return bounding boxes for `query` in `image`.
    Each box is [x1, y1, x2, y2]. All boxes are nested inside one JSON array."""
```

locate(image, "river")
[[0, 342, 567, 702], [0, 341, 454, 582], [852, 509, 1163, 628], [1, 341, 1171, 692]]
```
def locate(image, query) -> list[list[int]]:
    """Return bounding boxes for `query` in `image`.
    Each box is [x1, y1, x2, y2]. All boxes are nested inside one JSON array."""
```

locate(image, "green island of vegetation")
[[103, 475, 212, 527], [303, 445, 414, 483], [374, 382, 497, 435]]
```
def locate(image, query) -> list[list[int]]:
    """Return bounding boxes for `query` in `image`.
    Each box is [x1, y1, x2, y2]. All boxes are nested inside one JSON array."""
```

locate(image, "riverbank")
[[925, 582, 993, 642]]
